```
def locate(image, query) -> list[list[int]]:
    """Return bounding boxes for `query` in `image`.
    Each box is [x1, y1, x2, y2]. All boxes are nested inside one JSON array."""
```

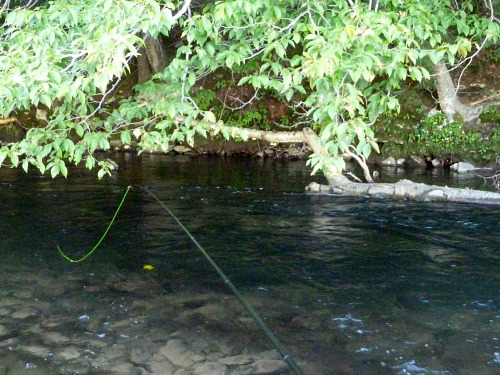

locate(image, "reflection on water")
[[0, 155, 499, 374]]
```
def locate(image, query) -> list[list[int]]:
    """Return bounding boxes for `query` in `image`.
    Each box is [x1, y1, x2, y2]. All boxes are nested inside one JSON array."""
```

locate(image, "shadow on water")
[[0, 155, 498, 374]]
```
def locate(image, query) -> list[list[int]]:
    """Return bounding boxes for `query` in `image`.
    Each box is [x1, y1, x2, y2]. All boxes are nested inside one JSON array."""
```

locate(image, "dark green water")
[[0, 155, 498, 374]]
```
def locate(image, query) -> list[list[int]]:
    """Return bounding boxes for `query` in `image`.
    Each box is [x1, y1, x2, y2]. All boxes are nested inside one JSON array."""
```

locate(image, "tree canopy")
[[0, 0, 498, 178]]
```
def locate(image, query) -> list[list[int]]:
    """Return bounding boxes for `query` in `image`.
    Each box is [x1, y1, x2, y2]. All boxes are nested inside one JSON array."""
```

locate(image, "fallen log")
[[306, 176, 500, 205]]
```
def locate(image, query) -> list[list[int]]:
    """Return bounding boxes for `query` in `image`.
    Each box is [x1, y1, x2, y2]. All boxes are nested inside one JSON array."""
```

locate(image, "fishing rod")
[[57, 184, 305, 375]]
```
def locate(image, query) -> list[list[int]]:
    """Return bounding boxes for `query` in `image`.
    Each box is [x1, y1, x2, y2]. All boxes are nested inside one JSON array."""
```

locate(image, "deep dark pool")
[[0, 155, 499, 374]]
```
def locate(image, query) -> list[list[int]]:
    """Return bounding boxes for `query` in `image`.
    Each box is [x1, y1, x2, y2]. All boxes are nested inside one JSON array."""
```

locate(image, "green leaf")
[[188, 72, 196, 87], [98, 168, 107, 179], [10, 153, 19, 167], [51, 163, 60, 178], [398, 67, 407, 81], [205, 111, 216, 123], [238, 76, 251, 85], [349, 70, 361, 82], [75, 124, 85, 138], [409, 67, 422, 82], [447, 52, 455, 65], [120, 130, 132, 145], [48, 70, 62, 85], [428, 51, 443, 65], [226, 54, 235, 69], [0, 151, 7, 166], [73, 147, 84, 165], [86, 155, 95, 170], [22, 159, 29, 173], [59, 161, 68, 177], [5, 11, 17, 26], [362, 142, 371, 158], [457, 45, 468, 58]]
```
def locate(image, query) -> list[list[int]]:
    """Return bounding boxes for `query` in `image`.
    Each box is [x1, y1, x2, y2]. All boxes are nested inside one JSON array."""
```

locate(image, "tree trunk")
[[434, 62, 499, 126], [143, 34, 168, 74], [137, 46, 153, 84], [302, 127, 346, 184], [137, 34, 171, 84]]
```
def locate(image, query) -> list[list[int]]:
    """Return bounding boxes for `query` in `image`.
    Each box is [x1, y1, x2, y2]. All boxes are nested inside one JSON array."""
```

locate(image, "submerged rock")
[[237, 359, 288, 374], [111, 362, 142, 375], [148, 360, 175, 374], [22, 345, 51, 358], [192, 362, 227, 374], [41, 331, 70, 344], [218, 354, 254, 366], [158, 339, 196, 368], [380, 156, 405, 167], [11, 307, 39, 320], [0, 324, 9, 338], [56, 346, 82, 361], [407, 155, 425, 166], [0, 307, 11, 316], [381, 157, 396, 166], [431, 158, 442, 167], [173, 145, 194, 154], [450, 161, 479, 173]]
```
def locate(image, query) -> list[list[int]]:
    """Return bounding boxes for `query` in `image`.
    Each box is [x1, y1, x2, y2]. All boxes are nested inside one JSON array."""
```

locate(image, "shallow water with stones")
[[0, 155, 498, 374]]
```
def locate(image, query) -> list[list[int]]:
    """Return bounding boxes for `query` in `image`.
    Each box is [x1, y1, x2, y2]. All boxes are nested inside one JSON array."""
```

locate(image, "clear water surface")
[[0, 155, 498, 374]]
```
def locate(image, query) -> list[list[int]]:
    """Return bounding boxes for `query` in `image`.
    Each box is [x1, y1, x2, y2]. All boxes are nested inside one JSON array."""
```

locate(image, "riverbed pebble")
[[238, 359, 288, 374], [159, 339, 196, 368], [148, 360, 175, 374], [0, 324, 8, 337], [11, 307, 39, 319], [42, 331, 70, 344], [56, 346, 82, 360], [192, 361, 227, 374], [0, 307, 11, 316], [22, 345, 51, 358], [218, 354, 254, 365]]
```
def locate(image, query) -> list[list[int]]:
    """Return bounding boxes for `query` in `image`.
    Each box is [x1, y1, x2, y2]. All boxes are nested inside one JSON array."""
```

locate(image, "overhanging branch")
[[209, 123, 306, 143], [0, 117, 17, 125]]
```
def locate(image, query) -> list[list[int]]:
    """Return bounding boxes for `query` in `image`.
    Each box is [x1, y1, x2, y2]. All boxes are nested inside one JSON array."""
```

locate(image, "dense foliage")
[[0, 0, 498, 178]]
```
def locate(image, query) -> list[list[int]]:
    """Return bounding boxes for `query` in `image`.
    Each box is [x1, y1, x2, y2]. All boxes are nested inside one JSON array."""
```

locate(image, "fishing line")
[[56, 186, 131, 263], [56, 184, 304, 375]]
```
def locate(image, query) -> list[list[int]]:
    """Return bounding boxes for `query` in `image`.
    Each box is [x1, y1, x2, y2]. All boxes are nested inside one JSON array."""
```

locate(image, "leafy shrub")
[[405, 112, 499, 162]]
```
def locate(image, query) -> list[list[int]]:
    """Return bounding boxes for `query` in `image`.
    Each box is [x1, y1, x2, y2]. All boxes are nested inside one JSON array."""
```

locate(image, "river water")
[[0, 155, 498, 375]]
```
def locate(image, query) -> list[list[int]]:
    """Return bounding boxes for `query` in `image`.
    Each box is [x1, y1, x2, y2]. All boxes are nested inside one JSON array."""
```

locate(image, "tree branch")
[[209, 123, 306, 144], [0, 117, 17, 125], [469, 92, 500, 106], [344, 146, 373, 182], [173, 0, 192, 20]]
